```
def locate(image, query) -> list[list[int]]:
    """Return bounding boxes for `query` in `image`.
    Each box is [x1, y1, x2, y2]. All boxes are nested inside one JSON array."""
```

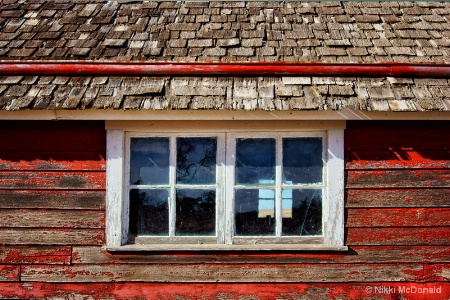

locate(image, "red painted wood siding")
[[0, 120, 449, 299], [0, 121, 105, 254]]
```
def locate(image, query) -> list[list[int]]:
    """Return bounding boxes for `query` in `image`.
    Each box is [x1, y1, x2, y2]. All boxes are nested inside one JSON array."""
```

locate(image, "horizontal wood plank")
[[346, 170, 450, 188], [0, 265, 19, 282], [346, 208, 450, 227], [21, 263, 423, 283], [0, 121, 105, 152], [0, 210, 104, 228], [345, 150, 450, 169], [0, 282, 448, 299], [0, 190, 105, 210], [0, 171, 105, 190], [73, 245, 450, 264], [0, 246, 71, 265], [345, 120, 450, 151], [425, 264, 450, 282], [107, 120, 345, 132], [0, 151, 105, 171], [346, 227, 450, 246], [0, 229, 104, 245], [346, 189, 450, 207]]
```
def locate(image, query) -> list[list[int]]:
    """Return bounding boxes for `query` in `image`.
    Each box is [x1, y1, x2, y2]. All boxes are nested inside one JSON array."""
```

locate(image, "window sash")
[[225, 132, 326, 243], [123, 131, 328, 245], [125, 133, 225, 243]]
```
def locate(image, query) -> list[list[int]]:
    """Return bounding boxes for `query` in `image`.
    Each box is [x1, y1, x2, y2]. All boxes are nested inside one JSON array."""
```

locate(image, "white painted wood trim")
[[106, 124, 345, 249], [275, 136, 282, 237], [169, 136, 176, 238], [232, 236, 322, 244], [106, 129, 125, 247], [1, 109, 449, 121], [106, 244, 348, 252], [122, 134, 131, 245], [134, 236, 218, 244], [216, 134, 226, 244], [225, 135, 236, 245], [324, 128, 345, 247], [106, 120, 345, 131]]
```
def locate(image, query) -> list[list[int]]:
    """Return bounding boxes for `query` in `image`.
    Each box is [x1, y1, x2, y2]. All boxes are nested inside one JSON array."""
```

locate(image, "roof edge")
[[0, 109, 449, 121]]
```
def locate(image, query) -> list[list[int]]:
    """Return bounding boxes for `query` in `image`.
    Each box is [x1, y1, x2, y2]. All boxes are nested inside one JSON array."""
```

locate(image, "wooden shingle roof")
[[1, 1, 450, 112]]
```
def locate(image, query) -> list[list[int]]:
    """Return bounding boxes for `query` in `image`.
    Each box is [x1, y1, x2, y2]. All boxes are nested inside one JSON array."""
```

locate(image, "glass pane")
[[283, 138, 323, 184], [130, 138, 169, 185], [176, 189, 216, 236], [236, 138, 275, 185], [282, 189, 322, 236], [177, 137, 217, 184], [235, 189, 275, 236], [129, 189, 169, 236]]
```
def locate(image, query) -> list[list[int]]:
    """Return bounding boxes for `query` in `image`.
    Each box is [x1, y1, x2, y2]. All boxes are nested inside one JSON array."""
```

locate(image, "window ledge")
[[105, 244, 348, 252]]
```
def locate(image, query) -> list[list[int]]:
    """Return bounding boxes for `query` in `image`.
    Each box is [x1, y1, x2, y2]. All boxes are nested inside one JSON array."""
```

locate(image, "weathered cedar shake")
[[1, 1, 450, 112], [0, 120, 449, 298]]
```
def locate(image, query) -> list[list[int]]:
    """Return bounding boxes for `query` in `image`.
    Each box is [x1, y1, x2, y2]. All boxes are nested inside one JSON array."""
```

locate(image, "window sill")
[[105, 244, 348, 252]]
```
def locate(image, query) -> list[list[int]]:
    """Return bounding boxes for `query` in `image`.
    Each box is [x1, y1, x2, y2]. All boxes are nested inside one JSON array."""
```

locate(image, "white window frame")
[[106, 121, 346, 251], [226, 132, 326, 245], [125, 133, 226, 245]]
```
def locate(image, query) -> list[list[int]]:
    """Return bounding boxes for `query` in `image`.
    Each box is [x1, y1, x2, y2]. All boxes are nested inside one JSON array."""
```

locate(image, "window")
[[106, 121, 345, 251], [127, 134, 224, 245], [229, 133, 325, 245]]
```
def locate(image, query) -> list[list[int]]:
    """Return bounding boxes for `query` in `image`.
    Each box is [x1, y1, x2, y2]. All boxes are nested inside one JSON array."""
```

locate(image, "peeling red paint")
[[346, 150, 450, 170], [346, 227, 450, 246], [2, 61, 450, 78], [0, 246, 71, 264], [347, 169, 450, 189], [0, 120, 449, 298], [0, 171, 106, 190], [0, 153, 106, 171], [346, 189, 449, 208], [346, 208, 450, 227], [0, 283, 449, 299], [0, 265, 20, 281]]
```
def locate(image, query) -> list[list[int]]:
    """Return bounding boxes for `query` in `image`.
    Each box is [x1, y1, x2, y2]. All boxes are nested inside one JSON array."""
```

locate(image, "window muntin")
[[126, 131, 326, 245], [227, 133, 325, 242], [126, 134, 224, 243]]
